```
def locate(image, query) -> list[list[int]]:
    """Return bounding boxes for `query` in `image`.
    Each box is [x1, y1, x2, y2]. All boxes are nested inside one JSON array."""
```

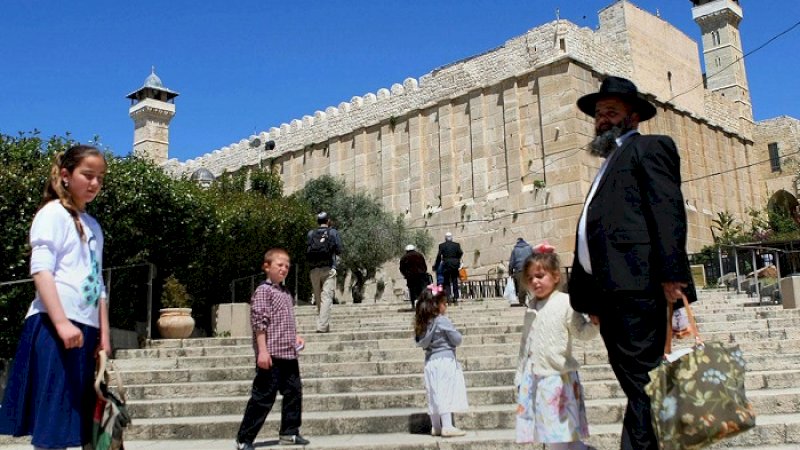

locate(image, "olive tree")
[[294, 175, 432, 303]]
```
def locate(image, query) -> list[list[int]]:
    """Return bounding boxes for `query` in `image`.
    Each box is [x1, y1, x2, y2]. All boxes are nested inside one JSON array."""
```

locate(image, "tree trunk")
[[350, 270, 366, 303]]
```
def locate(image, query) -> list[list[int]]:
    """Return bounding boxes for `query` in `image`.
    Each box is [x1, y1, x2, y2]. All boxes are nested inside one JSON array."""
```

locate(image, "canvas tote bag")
[[88, 350, 131, 450], [645, 294, 756, 449]]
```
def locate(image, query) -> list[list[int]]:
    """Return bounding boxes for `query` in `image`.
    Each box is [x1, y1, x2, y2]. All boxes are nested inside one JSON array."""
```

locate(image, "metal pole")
[[230, 281, 235, 304], [718, 246, 724, 287], [776, 250, 783, 304], [733, 247, 741, 294], [751, 250, 760, 302], [146, 263, 155, 340]]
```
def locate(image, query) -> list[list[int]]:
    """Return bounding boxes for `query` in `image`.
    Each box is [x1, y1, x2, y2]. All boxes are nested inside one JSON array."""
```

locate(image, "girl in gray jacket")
[[414, 285, 469, 437]]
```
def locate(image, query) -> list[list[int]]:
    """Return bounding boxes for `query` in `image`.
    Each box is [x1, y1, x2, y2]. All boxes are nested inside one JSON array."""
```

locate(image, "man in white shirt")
[[568, 76, 695, 450]]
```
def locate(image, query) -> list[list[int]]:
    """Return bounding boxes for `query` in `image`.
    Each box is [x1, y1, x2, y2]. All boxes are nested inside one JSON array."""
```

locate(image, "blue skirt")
[[0, 313, 99, 448]]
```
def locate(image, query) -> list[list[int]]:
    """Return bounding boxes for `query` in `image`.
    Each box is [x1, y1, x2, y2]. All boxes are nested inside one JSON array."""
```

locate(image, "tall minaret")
[[691, 0, 753, 123], [127, 67, 179, 164]]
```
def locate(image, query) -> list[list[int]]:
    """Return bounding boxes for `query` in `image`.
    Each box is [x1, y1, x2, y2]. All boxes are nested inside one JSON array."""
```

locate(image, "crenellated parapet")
[[173, 19, 627, 177]]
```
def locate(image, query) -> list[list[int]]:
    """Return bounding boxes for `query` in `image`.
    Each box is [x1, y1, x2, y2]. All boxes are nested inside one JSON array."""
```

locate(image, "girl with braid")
[[0, 145, 111, 450]]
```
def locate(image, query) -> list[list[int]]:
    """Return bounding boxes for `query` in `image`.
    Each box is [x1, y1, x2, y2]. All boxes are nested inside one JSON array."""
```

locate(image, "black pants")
[[407, 273, 429, 306], [512, 272, 528, 305], [598, 293, 667, 450], [237, 358, 302, 444], [443, 268, 460, 301]]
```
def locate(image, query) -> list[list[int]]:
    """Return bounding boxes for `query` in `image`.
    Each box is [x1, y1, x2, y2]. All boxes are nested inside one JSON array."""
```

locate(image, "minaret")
[[690, 0, 753, 123], [127, 67, 179, 164]]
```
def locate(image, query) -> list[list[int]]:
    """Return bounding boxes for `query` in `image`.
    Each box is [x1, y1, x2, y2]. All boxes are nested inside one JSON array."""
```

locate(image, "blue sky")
[[1, 1, 798, 162]]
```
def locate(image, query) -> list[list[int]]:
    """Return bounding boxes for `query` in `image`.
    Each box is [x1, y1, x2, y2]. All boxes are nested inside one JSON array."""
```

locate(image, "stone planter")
[[157, 308, 195, 339]]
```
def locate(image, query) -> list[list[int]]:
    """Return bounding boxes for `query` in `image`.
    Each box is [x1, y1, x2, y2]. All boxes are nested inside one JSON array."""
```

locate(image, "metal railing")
[[459, 276, 509, 300], [458, 267, 573, 300], [0, 262, 156, 339], [229, 266, 300, 305]]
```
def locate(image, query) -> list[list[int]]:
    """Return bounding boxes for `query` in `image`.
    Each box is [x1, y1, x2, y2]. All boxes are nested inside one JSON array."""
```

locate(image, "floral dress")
[[516, 369, 590, 443], [515, 293, 595, 444]]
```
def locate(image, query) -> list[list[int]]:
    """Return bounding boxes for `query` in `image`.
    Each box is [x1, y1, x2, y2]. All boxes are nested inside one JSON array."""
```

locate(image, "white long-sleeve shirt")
[[26, 200, 106, 328]]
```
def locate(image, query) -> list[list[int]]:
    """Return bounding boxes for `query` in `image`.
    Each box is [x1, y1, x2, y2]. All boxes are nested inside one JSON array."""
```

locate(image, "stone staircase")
[[2, 290, 800, 449]]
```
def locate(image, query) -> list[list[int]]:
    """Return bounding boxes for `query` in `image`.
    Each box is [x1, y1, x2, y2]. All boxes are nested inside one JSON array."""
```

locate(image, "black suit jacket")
[[569, 133, 696, 315], [434, 241, 463, 272]]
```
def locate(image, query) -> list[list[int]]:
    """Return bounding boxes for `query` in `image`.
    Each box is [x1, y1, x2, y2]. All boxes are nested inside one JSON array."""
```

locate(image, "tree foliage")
[[0, 132, 313, 356], [710, 211, 743, 245], [0, 132, 68, 355], [293, 175, 432, 303]]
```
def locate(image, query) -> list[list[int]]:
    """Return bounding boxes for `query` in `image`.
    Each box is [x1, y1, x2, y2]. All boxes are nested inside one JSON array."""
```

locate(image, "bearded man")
[[567, 76, 696, 450]]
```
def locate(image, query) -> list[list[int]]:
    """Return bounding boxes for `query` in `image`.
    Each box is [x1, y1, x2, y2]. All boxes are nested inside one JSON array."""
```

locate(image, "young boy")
[[236, 248, 309, 449]]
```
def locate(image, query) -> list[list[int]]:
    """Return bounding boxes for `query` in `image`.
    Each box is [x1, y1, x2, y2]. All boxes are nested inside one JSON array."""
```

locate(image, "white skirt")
[[423, 357, 469, 415]]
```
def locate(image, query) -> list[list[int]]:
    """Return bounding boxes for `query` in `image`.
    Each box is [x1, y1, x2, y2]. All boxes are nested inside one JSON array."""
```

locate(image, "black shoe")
[[235, 440, 255, 450], [279, 434, 310, 445]]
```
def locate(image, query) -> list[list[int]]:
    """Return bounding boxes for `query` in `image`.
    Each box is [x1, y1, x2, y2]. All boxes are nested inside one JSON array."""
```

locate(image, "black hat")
[[577, 76, 656, 121]]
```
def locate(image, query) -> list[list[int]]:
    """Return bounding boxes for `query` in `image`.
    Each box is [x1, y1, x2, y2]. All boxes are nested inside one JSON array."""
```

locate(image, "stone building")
[[154, 0, 797, 295], [755, 116, 800, 196]]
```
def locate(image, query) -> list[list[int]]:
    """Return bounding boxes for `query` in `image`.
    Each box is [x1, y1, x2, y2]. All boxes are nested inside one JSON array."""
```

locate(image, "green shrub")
[[160, 274, 192, 309]]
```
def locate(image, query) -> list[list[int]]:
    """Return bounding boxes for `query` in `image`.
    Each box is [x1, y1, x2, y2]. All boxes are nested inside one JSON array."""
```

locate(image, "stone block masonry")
[[164, 1, 775, 281]]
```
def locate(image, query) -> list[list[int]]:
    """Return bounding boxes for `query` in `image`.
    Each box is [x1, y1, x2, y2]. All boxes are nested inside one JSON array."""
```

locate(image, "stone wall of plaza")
[[165, 1, 764, 281], [754, 116, 800, 196]]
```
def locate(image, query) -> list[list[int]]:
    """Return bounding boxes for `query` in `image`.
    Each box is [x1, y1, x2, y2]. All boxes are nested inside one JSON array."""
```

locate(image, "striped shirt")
[[250, 280, 298, 360]]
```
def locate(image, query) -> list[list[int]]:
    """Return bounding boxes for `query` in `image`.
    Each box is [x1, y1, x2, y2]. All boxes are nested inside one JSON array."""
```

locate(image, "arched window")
[[711, 30, 721, 46]]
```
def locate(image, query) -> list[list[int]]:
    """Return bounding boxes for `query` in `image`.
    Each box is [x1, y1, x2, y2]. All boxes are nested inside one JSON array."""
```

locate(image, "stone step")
[[2, 419, 798, 450], [121, 325, 800, 364], [126, 379, 800, 420], [289, 306, 800, 330], [291, 302, 800, 319], [283, 294, 760, 315], [124, 404, 800, 443], [120, 332, 527, 359], [123, 367, 800, 402], [116, 351, 800, 388], [116, 338, 800, 372], [125, 322, 800, 363], [115, 332, 800, 369]]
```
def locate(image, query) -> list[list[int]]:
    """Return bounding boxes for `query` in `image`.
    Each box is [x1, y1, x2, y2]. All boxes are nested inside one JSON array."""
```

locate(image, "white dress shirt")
[[577, 130, 639, 273]]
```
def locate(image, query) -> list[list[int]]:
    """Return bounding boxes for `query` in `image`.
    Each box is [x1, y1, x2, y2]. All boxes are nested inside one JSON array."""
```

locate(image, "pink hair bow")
[[532, 241, 555, 254], [427, 283, 443, 294]]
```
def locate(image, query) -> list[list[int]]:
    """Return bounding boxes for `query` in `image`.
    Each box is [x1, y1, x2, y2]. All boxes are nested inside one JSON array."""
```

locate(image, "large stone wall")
[[164, 1, 771, 295]]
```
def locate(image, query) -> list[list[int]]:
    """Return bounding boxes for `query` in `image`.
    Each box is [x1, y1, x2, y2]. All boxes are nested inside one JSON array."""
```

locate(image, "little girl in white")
[[515, 243, 598, 449], [0, 145, 110, 450], [415, 284, 469, 438]]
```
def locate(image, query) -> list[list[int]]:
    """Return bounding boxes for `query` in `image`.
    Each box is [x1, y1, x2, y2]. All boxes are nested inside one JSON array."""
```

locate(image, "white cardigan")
[[515, 291, 599, 382]]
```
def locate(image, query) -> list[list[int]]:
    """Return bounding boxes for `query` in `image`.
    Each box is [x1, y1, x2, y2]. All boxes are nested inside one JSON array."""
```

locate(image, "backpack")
[[307, 228, 334, 268]]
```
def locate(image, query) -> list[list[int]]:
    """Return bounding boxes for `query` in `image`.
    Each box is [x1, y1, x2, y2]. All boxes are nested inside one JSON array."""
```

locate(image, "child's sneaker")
[[430, 428, 441, 436], [441, 427, 466, 437]]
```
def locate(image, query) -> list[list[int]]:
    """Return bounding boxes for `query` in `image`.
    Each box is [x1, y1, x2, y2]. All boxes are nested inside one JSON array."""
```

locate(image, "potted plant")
[[156, 274, 195, 339]]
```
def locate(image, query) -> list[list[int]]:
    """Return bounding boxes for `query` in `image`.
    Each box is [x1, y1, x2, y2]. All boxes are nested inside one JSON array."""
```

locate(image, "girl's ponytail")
[[413, 286, 447, 337]]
